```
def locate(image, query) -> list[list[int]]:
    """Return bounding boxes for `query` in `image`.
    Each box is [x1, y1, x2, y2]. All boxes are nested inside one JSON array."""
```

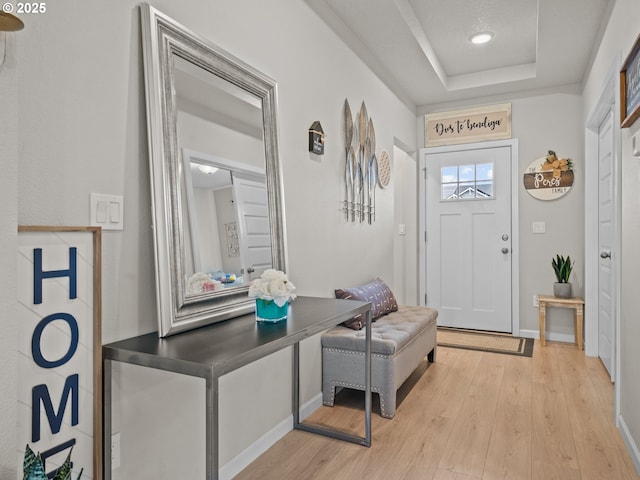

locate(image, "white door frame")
[[584, 56, 621, 416], [418, 138, 520, 335]]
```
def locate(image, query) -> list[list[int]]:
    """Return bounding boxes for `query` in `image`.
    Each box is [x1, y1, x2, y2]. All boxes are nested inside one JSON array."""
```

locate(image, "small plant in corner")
[[551, 254, 573, 283], [552, 254, 574, 298], [23, 444, 83, 480]]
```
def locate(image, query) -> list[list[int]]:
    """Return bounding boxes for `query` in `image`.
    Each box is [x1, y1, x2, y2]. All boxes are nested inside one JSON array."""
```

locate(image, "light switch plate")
[[532, 221, 546, 234], [91, 193, 124, 230]]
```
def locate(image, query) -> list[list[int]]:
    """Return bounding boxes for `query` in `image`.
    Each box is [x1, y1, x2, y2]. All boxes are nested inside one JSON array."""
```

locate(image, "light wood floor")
[[235, 341, 640, 480]]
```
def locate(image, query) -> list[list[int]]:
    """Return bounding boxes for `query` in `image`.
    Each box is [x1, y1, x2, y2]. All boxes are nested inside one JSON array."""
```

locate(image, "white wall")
[[418, 86, 585, 338], [177, 110, 264, 169], [0, 32, 18, 479], [10, 0, 416, 477], [393, 145, 419, 306], [583, 0, 640, 470], [512, 91, 585, 337], [214, 187, 242, 275], [193, 187, 224, 273]]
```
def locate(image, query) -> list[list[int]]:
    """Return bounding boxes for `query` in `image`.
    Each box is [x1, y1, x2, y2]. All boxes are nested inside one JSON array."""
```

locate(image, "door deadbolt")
[[501, 234, 509, 241]]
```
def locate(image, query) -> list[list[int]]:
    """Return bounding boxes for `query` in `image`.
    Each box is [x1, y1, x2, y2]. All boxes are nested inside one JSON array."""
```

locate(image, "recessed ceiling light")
[[469, 32, 494, 45], [198, 165, 219, 175]]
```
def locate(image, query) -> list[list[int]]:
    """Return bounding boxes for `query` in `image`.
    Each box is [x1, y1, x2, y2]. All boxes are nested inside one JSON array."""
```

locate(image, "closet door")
[[232, 172, 272, 281]]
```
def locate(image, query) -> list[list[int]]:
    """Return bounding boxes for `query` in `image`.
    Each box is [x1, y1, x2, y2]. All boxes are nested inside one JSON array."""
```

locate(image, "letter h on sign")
[[33, 247, 77, 304]]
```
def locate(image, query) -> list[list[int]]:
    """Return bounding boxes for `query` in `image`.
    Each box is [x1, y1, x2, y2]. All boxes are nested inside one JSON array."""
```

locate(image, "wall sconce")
[[308, 121, 326, 155], [0, 12, 24, 67]]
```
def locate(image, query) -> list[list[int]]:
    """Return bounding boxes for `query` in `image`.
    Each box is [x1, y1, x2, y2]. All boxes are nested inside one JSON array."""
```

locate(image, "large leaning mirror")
[[140, 3, 287, 337]]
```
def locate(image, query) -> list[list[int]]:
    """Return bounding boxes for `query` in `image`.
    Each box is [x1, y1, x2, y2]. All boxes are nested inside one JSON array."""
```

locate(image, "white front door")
[[422, 144, 513, 332], [232, 172, 272, 282], [597, 110, 616, 379]]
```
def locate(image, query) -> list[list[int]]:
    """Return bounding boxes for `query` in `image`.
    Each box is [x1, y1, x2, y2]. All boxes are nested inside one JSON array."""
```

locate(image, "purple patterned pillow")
[[335, 278, 398, 330]]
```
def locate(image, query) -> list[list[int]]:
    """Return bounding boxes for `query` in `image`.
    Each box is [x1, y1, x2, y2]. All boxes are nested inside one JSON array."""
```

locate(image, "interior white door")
[[424, 145, 512, 332], [597, 110, 615, 379], [232, 173, 272, 282]]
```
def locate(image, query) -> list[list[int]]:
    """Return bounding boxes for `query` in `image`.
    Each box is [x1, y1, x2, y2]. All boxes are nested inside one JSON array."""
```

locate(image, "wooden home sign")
[[17, 226, 102, 480], [424, 103, 511, 147]]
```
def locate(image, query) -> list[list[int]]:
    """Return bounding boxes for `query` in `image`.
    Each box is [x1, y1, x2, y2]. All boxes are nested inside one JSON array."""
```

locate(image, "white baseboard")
[[519, 328, 576, 344], [300, 392, 324, 421], [618, 413, 640, 476], [220, 393, 323, 479]]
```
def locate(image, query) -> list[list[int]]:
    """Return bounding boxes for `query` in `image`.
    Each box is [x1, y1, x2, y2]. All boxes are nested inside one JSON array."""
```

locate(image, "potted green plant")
[[23, 444, 83, 480], [552, 254, 574, 298]]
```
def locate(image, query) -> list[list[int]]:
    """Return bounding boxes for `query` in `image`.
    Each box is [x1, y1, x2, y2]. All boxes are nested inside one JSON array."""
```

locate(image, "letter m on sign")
[[31, 374, 79, 442]]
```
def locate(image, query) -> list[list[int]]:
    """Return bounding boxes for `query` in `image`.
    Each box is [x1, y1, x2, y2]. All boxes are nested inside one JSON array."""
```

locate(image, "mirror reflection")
[[174, 55, 273, 297], [182, 150, 273, 295]]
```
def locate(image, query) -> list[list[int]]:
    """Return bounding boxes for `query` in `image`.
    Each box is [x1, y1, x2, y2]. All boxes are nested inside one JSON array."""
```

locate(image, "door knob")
[[247, 267, 255, 273], [600, 251, 611, 259], [501, 247, 510, 254]]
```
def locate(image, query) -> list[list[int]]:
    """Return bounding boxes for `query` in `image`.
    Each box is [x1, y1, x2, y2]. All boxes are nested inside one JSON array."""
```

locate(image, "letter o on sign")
[[31, 313, 79, 368]]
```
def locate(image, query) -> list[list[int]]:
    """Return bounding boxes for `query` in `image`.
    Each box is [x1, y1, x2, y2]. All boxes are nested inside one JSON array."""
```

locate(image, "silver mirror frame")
[[140, 3, 287, 337]]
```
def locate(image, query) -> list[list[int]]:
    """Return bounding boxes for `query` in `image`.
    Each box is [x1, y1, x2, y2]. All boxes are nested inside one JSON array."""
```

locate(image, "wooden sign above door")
[[424, 103, 512, 147]]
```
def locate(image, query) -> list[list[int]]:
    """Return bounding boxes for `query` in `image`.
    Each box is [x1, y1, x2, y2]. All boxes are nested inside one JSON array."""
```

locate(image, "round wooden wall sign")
[[523, 151, 574, 200]]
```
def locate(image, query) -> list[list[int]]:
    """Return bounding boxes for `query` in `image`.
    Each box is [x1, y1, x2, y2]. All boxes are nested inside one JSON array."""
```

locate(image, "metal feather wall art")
[[342, 98, 378, 223]]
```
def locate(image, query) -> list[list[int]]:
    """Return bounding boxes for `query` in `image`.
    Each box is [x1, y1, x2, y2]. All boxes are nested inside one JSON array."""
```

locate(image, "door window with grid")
[[440, 163, 494, 200]]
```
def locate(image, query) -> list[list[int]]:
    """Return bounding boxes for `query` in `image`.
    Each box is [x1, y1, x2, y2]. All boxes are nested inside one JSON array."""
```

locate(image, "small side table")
[[538, 295, 585, 349]]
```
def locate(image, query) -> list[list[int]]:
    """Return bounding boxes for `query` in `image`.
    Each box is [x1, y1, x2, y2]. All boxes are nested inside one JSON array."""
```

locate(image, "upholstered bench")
[[321, 303, 438, 418]]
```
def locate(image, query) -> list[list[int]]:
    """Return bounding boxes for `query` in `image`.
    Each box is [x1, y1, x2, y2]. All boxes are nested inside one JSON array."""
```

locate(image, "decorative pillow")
[[335, 278, 398, 330]]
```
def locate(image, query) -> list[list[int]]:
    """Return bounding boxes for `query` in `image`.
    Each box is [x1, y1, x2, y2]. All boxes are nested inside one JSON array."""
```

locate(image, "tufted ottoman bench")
[[321, 305, 438, 418]]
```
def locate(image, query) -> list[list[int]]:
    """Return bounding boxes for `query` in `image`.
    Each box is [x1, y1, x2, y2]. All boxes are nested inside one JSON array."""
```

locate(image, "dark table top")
[[103, 296, 370, 378]]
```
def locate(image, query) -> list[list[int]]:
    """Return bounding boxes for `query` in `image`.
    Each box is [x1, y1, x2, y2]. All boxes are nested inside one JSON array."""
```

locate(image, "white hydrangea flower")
[[186, 272, 223, 295], [248, 269, 296, 306]]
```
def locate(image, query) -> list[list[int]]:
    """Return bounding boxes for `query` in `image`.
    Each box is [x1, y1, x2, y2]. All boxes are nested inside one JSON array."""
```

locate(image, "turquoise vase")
[[255, 298, 288, 323]]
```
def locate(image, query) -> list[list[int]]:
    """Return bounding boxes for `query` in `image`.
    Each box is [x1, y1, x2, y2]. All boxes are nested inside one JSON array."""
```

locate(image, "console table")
[[102, 296, 372, 480]]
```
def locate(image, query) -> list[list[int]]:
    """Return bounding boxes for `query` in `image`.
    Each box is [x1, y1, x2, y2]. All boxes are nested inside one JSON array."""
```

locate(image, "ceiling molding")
[[418, 82, 583, 113], [394, 0, 448, 87], [394, 0, 539, 92], [306, 0, 613, 107], [304, 0, 417, 111], [447, 63, 537, 91]]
